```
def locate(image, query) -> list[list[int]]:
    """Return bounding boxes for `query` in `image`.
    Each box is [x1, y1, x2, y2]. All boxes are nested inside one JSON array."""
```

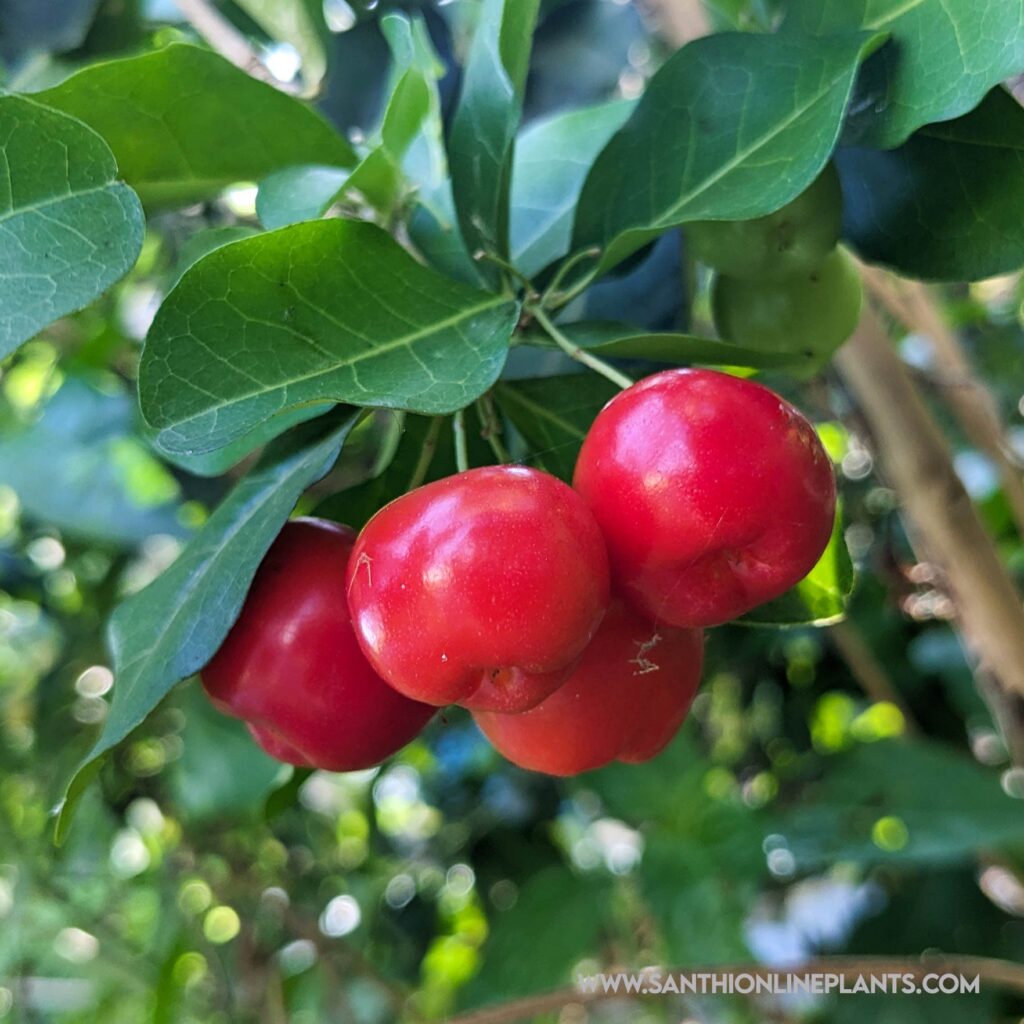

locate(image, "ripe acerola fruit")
[[711, 248, 863, 365], [573, 369, 836, 628], [687, 164, 842, 281], [346, 466, 610, 713], [473, 600, 703, 775], [201, 518, 435, 771]]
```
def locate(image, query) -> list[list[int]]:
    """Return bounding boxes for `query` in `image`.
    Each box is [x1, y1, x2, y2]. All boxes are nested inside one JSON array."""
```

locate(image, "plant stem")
[[407, 416, 443, 490], [453, 410, 470, 473], [475, 395, 511, 464], [530, 306, 634, 390], [541, 246, 602, 308], [473, 249, 536, 298], [445, 955, 1024, 1024], [829, 620, 919, 733], [171, 0, 298, 92]]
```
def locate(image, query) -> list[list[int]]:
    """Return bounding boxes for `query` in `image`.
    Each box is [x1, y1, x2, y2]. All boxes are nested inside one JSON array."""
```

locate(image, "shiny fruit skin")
[[201, 518, 435, 771], [346, 466, 611, 713], [474, 600, 703, 775], [711, 248, 862, 363], [687, 164, 842, 281], [573, 369, 836, 628]]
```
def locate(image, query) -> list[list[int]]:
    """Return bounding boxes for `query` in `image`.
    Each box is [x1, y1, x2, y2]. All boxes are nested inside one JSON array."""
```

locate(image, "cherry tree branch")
[[835, 302, 1024, 755], [446, 955, 1024, 1024]]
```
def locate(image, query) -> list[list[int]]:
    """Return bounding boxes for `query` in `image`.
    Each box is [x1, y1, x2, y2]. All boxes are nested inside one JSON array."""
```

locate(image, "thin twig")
[[453, 409, 470, 473], [407, 416, 443, 490], [829, 620, 920, 733], [172, 0, 299, 92], [446, 955, 1024, 1024], [531, 306, 634, 390], [475, 395, 512, 464]]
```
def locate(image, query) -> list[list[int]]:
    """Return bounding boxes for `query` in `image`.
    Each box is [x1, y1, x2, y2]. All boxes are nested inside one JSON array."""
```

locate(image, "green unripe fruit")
[[688, 165, 843, 281], [711, 248, 863, 366]]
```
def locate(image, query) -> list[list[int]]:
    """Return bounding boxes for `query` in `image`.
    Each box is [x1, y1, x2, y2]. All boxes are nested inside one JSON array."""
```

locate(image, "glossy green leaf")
[[255, 165, 348, 230], [234, 0, 328, 93], [741, 504, 854, 626], [255, 15, 438, 228], [408, 182, 484, 287], [783, 0, 1024, 148], [572, 30, 881, 274], [510, 99, 634, 278], [168, 683, 282, 821], [838, 88, 1024, 282], [37, 43, 355, 206], [448, 0, 541, 286], [495, 373, 618, 482], [55, 413, 357, 841], [0, 96, 143, 358], [771, 739, 1024, 869], [0, 377, 183, 545], [169, 224, 259, 287], [521, 320, 819, 370], [140, 220, 519, 456], [149, 403, 334, 478]]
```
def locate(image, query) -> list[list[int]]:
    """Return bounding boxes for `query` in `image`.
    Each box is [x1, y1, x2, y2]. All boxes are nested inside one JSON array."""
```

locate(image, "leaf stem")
[[452, 410, 470, 473], [473, 249, 537, 299], [530, 306, 634, 390], [475, 395, 511, 464], [407, 416, 443, 491], [541, 246, 601, 309]]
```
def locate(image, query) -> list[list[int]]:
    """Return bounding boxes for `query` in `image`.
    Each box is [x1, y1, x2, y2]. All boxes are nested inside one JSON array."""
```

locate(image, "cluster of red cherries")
[[202, 368, 836, 777]]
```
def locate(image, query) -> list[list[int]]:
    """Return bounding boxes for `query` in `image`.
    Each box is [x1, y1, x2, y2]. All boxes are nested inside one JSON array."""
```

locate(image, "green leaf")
[[139, 220, 519, 456], [234, 0, 329, 93], [255, 164, 348, 230], [170, 225, 259, 287], [37, 43, 355, 206], [741, 503, 854, 626], [408, 182, 484, 287], [510, 100, 634, 278], [461, 866, 613, 1007], [495, 373, 619, 482], [167, 682, 282, 821], [0, 96, 143, 358], [0, 377, 183, 545], [149, 404, 334, 478], [448, 0, 541, 286], [641, 834, 756, 965], [255, 14, 441, 228], [839, 88, 1024, 282], [572, 30, 882, 274], [55, 413, 357, 840], [770, 738, 1024, 870], [783, 0, 1024, 148], [522, 320, 821, 371]]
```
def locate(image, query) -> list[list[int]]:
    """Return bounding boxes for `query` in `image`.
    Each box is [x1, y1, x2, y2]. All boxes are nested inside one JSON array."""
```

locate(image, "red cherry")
[[573, 369, 836, 628], [474, 600, 703, 775], [201, 518, 435, 771], [346, 466, 611, 712]]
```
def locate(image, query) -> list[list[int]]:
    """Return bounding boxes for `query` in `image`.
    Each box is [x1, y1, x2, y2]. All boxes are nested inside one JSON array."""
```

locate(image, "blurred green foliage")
[[2, 1, 1024, 1023]]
